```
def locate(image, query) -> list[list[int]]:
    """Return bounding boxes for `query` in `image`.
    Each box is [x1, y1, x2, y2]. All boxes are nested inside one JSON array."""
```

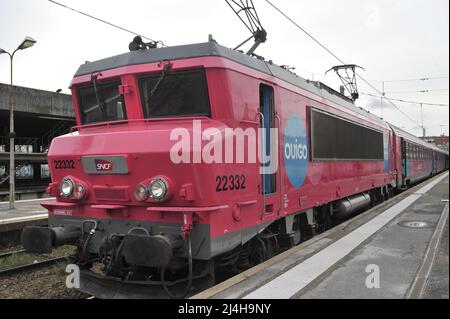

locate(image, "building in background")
[[0, 83, 75, 200], [421, 135, 449, 152]]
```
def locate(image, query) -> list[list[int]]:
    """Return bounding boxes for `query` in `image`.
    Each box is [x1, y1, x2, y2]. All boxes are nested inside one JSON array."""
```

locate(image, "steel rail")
[[0, 249, 26, 259], [0, 256, 69, 276]]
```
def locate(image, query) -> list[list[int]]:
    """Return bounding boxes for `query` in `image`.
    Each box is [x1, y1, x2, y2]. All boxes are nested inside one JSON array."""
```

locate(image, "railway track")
[[0, 249, 26, 259], [0, 250, 90, 299], [0, 249, 70, 277]]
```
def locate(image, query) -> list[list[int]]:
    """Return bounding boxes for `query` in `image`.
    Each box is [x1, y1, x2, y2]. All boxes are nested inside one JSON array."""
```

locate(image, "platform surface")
[[0, 198, 50, 227], [193, 172, 449, 299]]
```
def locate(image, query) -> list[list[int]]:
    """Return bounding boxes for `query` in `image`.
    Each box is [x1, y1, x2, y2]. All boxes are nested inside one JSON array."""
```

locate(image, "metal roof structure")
[[74, 40, 448, 157], [75, 41, 389, 127]]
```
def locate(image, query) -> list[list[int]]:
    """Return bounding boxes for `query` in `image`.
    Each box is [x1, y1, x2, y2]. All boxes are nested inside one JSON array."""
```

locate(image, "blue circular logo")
[[284, 116, 308, 188]]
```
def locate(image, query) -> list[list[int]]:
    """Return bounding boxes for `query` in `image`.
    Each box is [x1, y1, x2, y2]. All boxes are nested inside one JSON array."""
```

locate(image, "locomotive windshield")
[[139, 69, 211, 118], [77, 80, 127, 124]]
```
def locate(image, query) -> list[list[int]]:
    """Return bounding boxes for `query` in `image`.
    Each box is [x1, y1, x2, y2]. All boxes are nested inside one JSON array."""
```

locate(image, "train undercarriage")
[[23, 183, 397, 298]]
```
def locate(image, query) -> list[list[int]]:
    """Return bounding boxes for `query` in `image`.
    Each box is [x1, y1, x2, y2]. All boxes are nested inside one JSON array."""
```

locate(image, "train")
[[21, 39, 449, 298]]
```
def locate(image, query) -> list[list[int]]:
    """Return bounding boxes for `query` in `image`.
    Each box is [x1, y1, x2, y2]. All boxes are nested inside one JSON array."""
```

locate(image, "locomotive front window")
[[139, 69, 211, 118], [78, 80, 127, 124]]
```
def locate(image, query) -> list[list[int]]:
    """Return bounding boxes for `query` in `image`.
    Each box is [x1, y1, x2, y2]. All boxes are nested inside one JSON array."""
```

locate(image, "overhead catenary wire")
[[360, 93, 450, 107], [400, 124, 448, 131], [48, 0, 167, 47], [264, 0, 345, 65], [280, 70, 448, 95], [369, 76, 449, 83], [264, 0, 424, 127], [383, 89, 449, 94]]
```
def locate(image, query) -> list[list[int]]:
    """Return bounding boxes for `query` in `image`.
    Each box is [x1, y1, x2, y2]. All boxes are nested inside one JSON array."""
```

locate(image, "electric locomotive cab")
[[21, 44, 236, 295]]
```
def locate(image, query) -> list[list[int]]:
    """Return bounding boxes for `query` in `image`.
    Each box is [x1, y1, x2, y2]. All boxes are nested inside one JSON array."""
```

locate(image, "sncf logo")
[[95, 159, 113, 172]]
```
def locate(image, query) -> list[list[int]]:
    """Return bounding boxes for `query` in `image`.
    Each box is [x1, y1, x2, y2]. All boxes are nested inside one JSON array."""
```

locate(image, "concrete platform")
[[193, 172, 449, 299], [0, 198, 49, 229], [0, 198, 50, 247]]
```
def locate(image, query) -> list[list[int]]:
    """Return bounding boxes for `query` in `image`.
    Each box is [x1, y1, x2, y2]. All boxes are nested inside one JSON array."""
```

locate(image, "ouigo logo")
[[284, 115, 308, 188], [95, 159, 113, 172]]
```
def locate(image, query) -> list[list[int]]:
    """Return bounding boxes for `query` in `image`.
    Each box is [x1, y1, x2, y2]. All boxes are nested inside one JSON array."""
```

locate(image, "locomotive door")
[[259, 84, 277, 217]]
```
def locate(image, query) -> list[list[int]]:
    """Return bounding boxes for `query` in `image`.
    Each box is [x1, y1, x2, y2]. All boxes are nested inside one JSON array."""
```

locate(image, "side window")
[[16, 164, 34, 180], [310, 108, 383, 160], [40, 164, 50, 178], [78, 80, 127, 124], [0, 165, 6, 176]]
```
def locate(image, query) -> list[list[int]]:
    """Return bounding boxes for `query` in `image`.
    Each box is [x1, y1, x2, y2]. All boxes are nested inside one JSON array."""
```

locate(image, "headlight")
[[134, 183, 149, 202], [73, 183, 87, 200], [149, 178, 168, 201], [60, 178, 74, 197]]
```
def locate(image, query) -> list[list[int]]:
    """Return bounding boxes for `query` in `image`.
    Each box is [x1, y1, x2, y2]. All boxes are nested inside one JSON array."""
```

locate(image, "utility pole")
[[9, 55, 15, 209], [381, 81, 385, 119], [0, 37, 37, 209], [420, 103, 426, 137]]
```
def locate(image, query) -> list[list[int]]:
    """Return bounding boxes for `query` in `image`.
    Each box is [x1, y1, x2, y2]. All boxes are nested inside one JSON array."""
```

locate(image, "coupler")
[[22, 225, 81, 253]]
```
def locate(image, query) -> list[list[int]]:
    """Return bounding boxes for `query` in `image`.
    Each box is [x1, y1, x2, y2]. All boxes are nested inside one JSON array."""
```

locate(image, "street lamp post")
[[0, 36, 37, 209]]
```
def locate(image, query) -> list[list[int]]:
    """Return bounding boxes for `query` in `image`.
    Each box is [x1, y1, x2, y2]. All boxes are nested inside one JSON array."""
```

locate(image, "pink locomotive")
[[22, 39, 448, 298]]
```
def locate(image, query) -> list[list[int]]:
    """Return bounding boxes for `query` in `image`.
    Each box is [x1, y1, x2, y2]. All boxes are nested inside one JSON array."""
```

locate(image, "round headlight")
[[149, 178, 168, 201], [134, 183, 149, 202], [60, 178, 74, 197], [73, 183, 87, 200]]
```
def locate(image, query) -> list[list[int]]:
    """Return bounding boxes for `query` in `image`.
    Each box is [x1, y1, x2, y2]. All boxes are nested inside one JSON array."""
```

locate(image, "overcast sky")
[[0, 0, 448, 137]]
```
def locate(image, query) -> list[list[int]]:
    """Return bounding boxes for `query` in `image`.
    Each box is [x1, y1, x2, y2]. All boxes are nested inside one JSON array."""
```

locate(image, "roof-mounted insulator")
[[129, 36, 157, 52]]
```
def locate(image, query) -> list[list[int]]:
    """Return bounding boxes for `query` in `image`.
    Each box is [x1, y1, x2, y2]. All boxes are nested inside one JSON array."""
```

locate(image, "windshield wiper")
[[91, 73, 106, 117], [149, 62, 171, 98]]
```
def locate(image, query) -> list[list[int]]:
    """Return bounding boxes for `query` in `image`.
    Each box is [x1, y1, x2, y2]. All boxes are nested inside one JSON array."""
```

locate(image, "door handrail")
[[258, 111, 265, 220]]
